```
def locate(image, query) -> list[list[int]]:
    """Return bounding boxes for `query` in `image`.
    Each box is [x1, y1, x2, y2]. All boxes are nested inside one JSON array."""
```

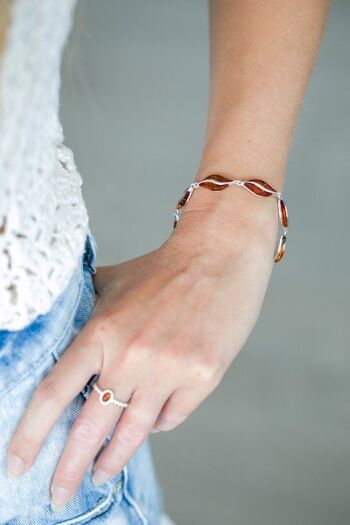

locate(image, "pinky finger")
[[152, 384, 214, 432]]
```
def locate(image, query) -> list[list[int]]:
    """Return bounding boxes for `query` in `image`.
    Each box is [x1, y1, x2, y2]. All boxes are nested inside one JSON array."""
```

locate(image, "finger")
[[152, 384, 213, 432], [50, 377, 132, 510], [91, 388, 167, 485], [7, 327, 102, 478]]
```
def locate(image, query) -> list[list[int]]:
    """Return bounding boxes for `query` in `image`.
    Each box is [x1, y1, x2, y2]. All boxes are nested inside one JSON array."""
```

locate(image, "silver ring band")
[[92, 383, 130, 408]]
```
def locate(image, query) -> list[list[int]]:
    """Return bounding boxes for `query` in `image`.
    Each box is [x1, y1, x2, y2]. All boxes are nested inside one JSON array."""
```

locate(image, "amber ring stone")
[[92, 383, 130, 408]]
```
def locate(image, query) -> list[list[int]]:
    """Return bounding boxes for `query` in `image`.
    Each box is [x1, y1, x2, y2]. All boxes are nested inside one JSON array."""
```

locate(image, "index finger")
[[7, 329, 102, 478]]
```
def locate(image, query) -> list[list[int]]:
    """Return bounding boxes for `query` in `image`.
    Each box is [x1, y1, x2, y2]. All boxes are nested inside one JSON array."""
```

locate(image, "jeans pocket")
[[47, 472, 125, 525], [51, 257, 97, 363]]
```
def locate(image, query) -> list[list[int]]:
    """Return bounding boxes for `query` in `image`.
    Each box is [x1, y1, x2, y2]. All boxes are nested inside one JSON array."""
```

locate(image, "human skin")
[[7, 0, 329, 511]]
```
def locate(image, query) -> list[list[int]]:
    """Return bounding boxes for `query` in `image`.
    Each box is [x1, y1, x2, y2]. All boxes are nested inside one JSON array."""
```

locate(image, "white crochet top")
[[0, 0, 89, 331]]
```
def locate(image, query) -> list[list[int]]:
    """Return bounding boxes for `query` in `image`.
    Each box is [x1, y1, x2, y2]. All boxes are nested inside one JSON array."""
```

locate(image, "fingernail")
[[150, 428, 160, 433], [92, 468, 111, 486], [7, 454, 25, 479], [50, 486, 71, 511]]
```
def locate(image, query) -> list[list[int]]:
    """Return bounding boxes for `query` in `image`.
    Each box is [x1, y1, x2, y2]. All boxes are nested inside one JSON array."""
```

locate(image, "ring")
[[92, 383, 130, 408]]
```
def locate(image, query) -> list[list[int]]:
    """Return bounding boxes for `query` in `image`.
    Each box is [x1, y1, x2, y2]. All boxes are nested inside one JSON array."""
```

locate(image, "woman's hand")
[[7, 188, 277, 511]]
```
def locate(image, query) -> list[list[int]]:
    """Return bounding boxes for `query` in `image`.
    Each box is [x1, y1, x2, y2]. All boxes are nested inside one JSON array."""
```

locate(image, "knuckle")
[[127, 336, 151, 360], [192, 353, 220, 384], [95, 311, 123, 341], [122, 341, 152, 370], [71, 418, 101, 446], [35, 377, 59, 405], [117, 423, 147, 448], [95, 314, 114, 335], [109, 305, 128, 326], [56, 467, 81, 486]]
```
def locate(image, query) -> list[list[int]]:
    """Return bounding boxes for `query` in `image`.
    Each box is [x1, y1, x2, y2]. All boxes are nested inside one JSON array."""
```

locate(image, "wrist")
[[167, 174, 279, 265]]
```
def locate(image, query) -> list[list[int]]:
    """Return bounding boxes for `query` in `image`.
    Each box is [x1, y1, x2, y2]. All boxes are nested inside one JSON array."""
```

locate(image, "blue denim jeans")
[[0, 230, 169, 524]]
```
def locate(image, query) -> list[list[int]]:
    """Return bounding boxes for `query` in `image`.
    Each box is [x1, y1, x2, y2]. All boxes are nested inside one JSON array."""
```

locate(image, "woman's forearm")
[[178, 0, 329, 240], [202, 0, 329, 181]]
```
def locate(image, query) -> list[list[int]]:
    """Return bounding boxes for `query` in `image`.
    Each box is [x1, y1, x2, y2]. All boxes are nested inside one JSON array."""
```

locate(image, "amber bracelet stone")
[[172, 174, 288, 263]]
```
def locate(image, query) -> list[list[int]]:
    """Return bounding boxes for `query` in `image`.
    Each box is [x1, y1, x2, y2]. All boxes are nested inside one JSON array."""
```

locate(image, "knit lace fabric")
[[0, 0, 89, 330]]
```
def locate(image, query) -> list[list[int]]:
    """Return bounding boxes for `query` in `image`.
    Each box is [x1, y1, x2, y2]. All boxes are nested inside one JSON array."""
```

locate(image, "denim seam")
[[52, 488, 116, 525], [50, 263, 85, 362], [122, 464, 148, 525], [52, 469, 125, 524]]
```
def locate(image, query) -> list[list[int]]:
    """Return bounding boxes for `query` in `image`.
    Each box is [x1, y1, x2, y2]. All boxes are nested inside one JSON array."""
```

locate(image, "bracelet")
[[172, 174, 288, 263]]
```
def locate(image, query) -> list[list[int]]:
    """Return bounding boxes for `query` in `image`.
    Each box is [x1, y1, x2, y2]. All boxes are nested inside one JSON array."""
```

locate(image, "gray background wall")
[[61, 2, 350, 523]]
